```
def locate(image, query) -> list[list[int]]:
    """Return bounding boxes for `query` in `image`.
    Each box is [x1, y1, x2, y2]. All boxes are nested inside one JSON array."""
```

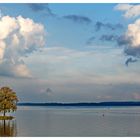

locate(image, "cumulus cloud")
[[126, 19, 140, 47], [124, 19, 140, 57], [0, 15, 46, 77], [99, 34, 130, 46], [125, 57, 137, 66], [0, 60, 31, 77], [27, 3, 56, 16], [95, 21, 123, 31], [87, 34, 127, 47], [100, 34, 118, 42], [116, 35, 129, 46], [101, 19, 140, 58], [63, 15, 92, 24], [46, 88, 53, 94], [115, 4, 140, 18]]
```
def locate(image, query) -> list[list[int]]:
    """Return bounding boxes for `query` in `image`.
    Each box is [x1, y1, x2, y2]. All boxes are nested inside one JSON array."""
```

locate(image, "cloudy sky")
[[0, 3, 140, 102]]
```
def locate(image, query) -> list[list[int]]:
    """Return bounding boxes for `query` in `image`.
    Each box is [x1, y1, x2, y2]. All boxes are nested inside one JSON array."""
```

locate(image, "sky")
[[0, 3, 140, 102]]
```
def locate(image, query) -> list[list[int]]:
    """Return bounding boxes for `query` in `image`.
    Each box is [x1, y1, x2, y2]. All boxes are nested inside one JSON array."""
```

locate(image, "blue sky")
[[0, 3, 140, 102]]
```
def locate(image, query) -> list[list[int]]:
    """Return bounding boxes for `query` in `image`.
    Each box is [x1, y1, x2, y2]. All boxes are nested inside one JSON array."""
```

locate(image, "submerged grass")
[[0, 116, 14, 120]]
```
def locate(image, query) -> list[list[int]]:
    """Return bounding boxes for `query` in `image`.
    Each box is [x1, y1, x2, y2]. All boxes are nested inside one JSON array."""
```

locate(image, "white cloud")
[[115, 4, 140, 18], [126, 19, 140, 47], [26, 46, 94, 65], [0, 15, 46, 77], [25, 46, 140, 86], [115, 4, 140, 57], [0, 60, 31, 77], [119, 18, 140, 58]]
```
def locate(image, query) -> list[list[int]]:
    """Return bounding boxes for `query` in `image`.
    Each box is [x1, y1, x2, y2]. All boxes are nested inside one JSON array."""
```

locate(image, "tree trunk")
[[3, 120, 6, 135], [3, 110, 5, 117], [3, 104, 5, 117]]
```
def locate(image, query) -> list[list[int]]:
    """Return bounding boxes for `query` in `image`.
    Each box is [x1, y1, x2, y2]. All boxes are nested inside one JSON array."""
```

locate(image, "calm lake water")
[[1, 106, 140, 137]]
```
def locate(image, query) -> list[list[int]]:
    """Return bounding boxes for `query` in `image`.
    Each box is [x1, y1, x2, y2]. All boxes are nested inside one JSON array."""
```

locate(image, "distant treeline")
[[18, 102, 140, 106]]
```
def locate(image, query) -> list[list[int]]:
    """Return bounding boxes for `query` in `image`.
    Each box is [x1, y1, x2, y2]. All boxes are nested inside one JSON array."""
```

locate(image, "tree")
[[0, 87, 18, 117]]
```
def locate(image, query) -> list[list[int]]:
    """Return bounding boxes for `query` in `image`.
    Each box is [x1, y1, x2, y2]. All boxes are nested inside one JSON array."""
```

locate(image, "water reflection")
[[0, 120, 17, 137]]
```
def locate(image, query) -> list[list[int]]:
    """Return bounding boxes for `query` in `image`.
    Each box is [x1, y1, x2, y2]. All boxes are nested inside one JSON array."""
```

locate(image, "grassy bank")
[[0, 116, 14, 120]]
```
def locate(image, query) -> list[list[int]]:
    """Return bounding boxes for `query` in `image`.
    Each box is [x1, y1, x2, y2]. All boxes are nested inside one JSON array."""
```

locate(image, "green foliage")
[[0, 116, 14, 120], [0, 87, 18, 116]]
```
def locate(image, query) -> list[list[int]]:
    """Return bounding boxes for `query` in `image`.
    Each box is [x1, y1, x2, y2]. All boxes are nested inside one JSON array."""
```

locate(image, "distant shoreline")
[[17, 101, 140, 107]]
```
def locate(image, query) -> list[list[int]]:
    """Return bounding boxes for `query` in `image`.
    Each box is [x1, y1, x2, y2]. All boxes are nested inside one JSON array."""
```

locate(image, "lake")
[[1, 106, 140, 137]]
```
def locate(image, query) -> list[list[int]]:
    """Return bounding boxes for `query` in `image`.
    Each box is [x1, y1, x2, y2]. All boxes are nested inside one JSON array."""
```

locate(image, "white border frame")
[[0, 0, 140, 139], [0, 0, 139, 3]]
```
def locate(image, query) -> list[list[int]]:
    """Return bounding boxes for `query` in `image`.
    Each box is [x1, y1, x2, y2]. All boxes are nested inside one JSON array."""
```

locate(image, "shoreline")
[[17, 101, 140, 107]]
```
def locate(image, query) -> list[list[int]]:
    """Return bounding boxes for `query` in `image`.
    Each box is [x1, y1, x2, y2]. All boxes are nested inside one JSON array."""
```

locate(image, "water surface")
[[1, 106, 140, 137]]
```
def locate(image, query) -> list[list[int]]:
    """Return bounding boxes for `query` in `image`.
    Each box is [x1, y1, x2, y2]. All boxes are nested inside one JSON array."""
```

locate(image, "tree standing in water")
[[0, 87, 18, 118]]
